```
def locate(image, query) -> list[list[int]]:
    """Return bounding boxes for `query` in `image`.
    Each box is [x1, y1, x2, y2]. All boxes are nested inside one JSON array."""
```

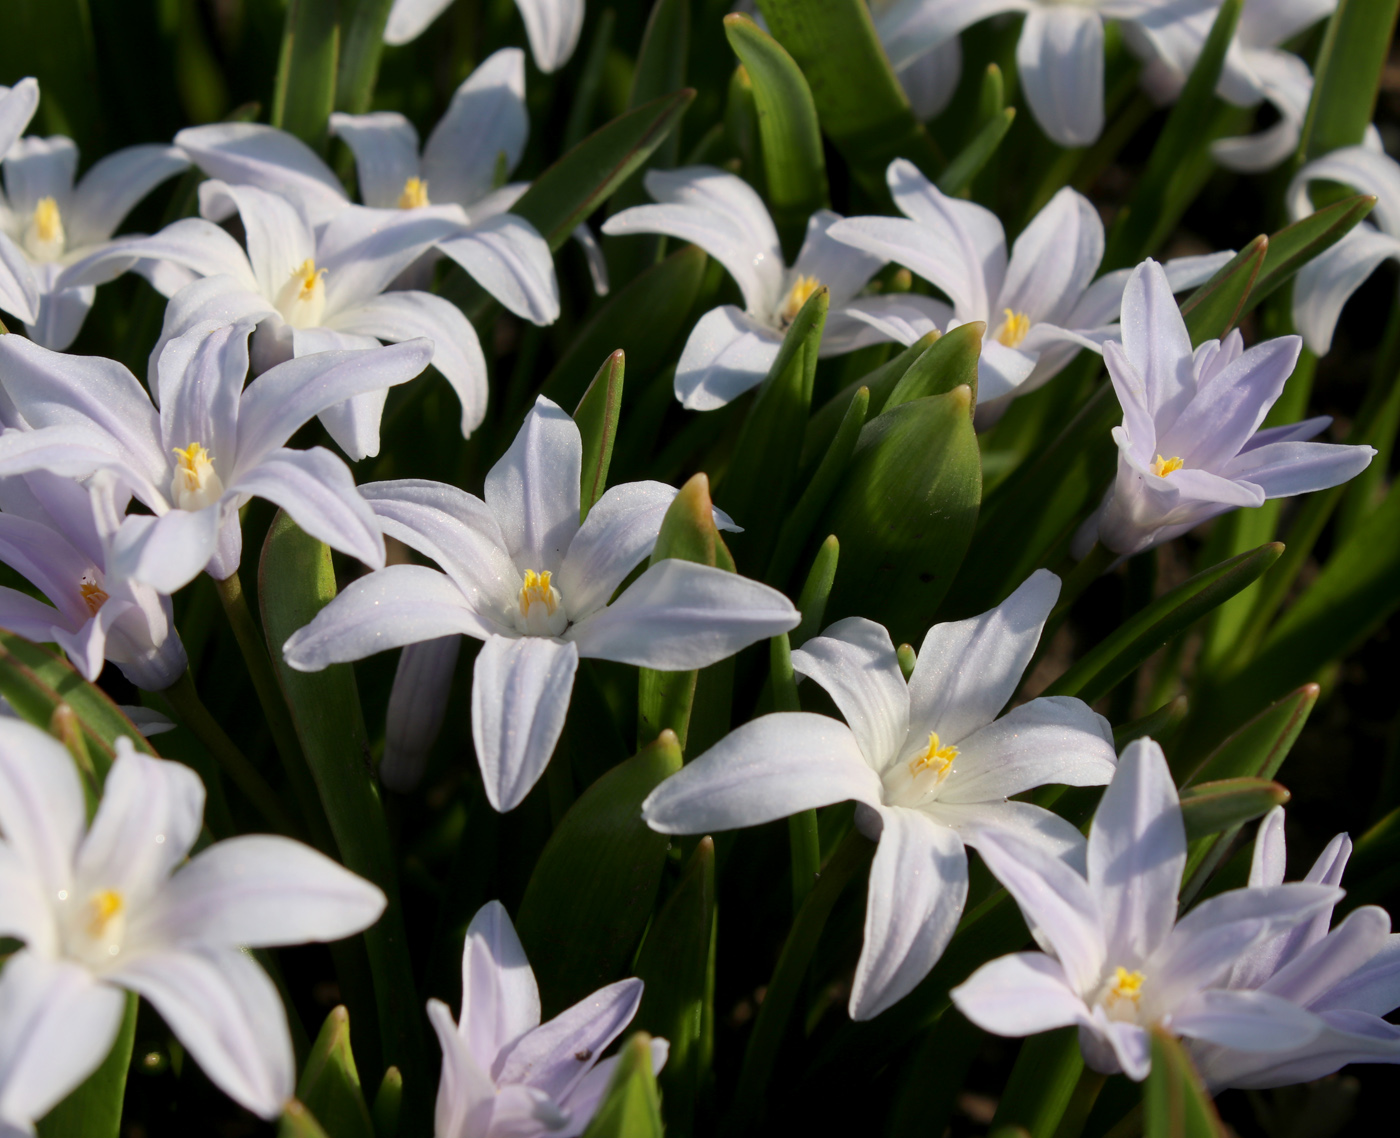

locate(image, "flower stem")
[[725, 829, 874, 1137], [771, 633, 821, 913], [160, 669, 302, 838]]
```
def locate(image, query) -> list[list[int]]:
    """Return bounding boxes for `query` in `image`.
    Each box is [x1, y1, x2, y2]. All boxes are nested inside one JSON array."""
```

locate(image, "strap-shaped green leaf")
[[938, 109, 1016, 198], [279, 1101, 333, 1138], [1180, 235, 1267, 346], [1297, 0, 1400, 161], [579, 1033, 666, 1138], [1179, 778, 1290, 842], [884, 320, 982, 410], [1241, 195, 1376, 314], [1144, 1030, 1227, 1138], [791, 534, 840, 647], [334, 0, 394, 115], [272, 0, 340, 149], [298, 1007, 374, 1138], [575, 350, 627, 522], [36, 994, 137, 1138]]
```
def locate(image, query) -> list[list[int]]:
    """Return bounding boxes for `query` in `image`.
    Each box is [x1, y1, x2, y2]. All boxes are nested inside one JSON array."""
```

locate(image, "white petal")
[[158, 320, 246, 480], [850, 805, 968, 1020], [1119, 259, 1198, 428], [471, 633, 579, 812], [896, 37, 964, 120], [317, 204, 466, 315], [422, 48, 529, 207], [0, 77, 39, 155], [23, 281, 96, 352], [67, 144, 190, 246], [1249, 805, 1288, 887], [383, 0, 455, 43], [875, 0, 1029, 70], [437, 213, 559, 325], [1288, 145, 1400, 235], [556, 480, 680, 620], [145, 275, 277, 388], [1219, 439, 1375, 499], [0, 233, 40, 325], [823, 294, 951, 354], [3, 136, 77, 214], [328, 111, 422, 209], [428, 997, 498, 1138], [673, 305, 784, 411], [977, 336, 1040, 402], [458, 900, 542, 1072], [1017, 7, 1104, 147], [998, 187, 1104, 326], [108, 507, 222, 594], [1290, 224, 1400, 355], [0, 718, 85, 899], [485, 395, 582, 576], [790, 210, 886, 307], [93, 217, 259, 293], [925, 799, 1090, 874], [641, 712, 883, 834], [496, 978, 642, 1100], [514, 0, 584, 71], [568, 559, 798, 668], [382, 635, 462, 793], [790, 617, 910, 772], [951, 951, 1088, 1037], [1172, 988, 1323, 1051], [1263, 905, 1391, 1008]]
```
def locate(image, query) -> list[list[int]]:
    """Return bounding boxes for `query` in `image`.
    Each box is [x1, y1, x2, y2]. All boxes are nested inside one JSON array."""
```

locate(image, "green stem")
[[770, 634, 821, 913], [160, 670, 302, 838], [1050, 1068, 1107, 1138], [724, 830, 874, 1136]]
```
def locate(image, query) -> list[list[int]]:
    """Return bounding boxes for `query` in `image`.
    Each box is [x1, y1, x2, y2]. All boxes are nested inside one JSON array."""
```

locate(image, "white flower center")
[[995, 308, 1031, 348], [24, 196, 66, 262], [514, 569, 568, 637], [880, 731, 959, 808], [172, 443, 225, 511], [275, 258, 328, 328], [58, 888, 127, 967], [777, 274, 822, 327], [1097, 966, 1147, 1023], [398, 176, 429, 209]]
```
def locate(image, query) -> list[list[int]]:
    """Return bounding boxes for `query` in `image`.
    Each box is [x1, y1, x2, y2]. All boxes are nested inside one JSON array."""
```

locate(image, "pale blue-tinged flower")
[[872, 0, 1213, 146], [0, 322, 432, 594], [430, 900, 667, 1138], [643, 570, 1119, 1020], [384, 0, 583, 72], [0, 720, 386, 1120], [1189, 806, 1400, 1088], [951, 738, 1341, 1080], [829, 160, 1232, 420], [1080, 258, 1375, 557], [1286, 143, 1400, 355], [0, 85, 187, 349], [601, 165, 948, 411], [0, 470, 187, 691], [283, 395, 799, 812]]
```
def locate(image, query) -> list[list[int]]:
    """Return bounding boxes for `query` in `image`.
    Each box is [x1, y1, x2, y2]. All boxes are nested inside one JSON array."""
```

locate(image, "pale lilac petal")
[[998, 187, 1104, 326], [0, 718, 85, 896], [1017, 7, 1104, 147], [1240, 415, 1332, 451], [673, 305, 784, 411], [328, 111, 422, 209], [1204, 1007, 1400, 1089], [850, 805, 968, 1020], [790, 617, 911, 772], [145, 275, 277, 386], [422, 48, 529, 207], [436, 213, 560, 325], [67, 144, 190, 246], [23, 280, 96, 352], [317, 204, 465, 314], [875, 0, 1030, 70], [291, 328, 392, 462], [471, 633, 579, 812], [108, 507, 221, 594], [905, 568, 1060, 751], [823, 294, 951, 354], [0, 78, 39, 155], [1091, 1015, 1152, 1080], [1263, 906, 1392, 1008], [485, 396, 582, 576], [91, 217, 259, 293], [514, 0, 584, 72], [1294, 223, 1400, 355], [923, 799, 1090, 871], [158, 320, 247, 473], [1288, 145, 1400, 235], [113, 946, 294, 1120], [1249, 806, 1288, 888], [883, 160, 1006, 306], [428, 997, 497, 1138], [382, 635, 462, 793], [573, 222, 610, 296], [1172, 988, 1324, 1051], [1311, 936, 1400, 1015], [3, 136, 77, 214], [641, 712, 883, 834], [1220, 438, 1376, 498], [459, 899, 542, 1071], [0, 586, 65, 644], [556, 481, 680, 620], [384, 0, 455, 43], [897, 37, 964, 120], [1292, 832, 1354, 951], [951, 951, 1088, 1037], [790, 210, 886, 307], [497, 978, 641, 1098], [556, 1039, 668, 1136], [0, 233, 40, 325], [1119, 258, 1196, 428], [978, 336, 1041, 401], [568, 559, 798, 668]]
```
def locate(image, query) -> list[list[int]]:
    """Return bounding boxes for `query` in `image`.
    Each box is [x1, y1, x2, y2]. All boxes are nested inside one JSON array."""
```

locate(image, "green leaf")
[[512, 90, 696, 251], [334, 0, 394, 115], [1241, 195, 1376, 314], [1179, 778, 1290, 842], [884, 320, 982, 410], [575, 350, 627, 522], [938, 108, 1016, 198], [258, 513, 426, 1099], [633, 837, 716, 1138], [297, 1007, 374, 1138], [371, 1067, 402, 1138], [1113, 695, 1189, 751], [1144, 1030, 1227, 1138], [629, 0, 690, 122], [37, 994, 137, 1138], [791, 534, 840, 647], [0, 0, 101, 153], [1043, 543, 1284, 705], [564, 10, 619, 151], [754, 0, 943, 194], [723, 14, 829, 253], [819, 386, 983, 646], [280, 1101, 333, 1138], [717, 286, 827, 572], [579, 1033, 665, 1138], [272, 0, 340, 150], [1297, 0, 1400, 161], [1179, 235, 1267, 346], [539, 244, 707, 413], [516, 732, 683, 1015], [986, 1029, 1083, 1138]]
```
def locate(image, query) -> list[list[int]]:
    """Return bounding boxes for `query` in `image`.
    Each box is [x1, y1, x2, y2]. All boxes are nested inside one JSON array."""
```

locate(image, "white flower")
[[643, 570, 1119, 1019], [951, 738, 1341, 1080], [601, 165, 948, 411], [384, 0, 584, 73], [429, 901, 667, 1138], [0, 720, 386, 1121], [283, 395, 800, 812]]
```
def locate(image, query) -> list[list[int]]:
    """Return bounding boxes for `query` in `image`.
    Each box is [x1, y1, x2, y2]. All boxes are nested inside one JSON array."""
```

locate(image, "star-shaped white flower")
[[383, 0, 584, 74]]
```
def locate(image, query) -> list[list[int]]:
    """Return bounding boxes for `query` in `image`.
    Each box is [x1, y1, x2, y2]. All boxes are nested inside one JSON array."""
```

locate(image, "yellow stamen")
[[86, 890, 124, 938], [80, 581, 109, 616], [398, 176, 430, 209], [1108, 967, 1145, 1003], [33, 197, 62, 244], [1150, 454, 1184, 478], [908, 731, 959, 780], [779, 275, 822, 326], [294, 258, 327, 298], [171, 442, 225, 511], [519, 569, 558, 617], [23, 195, 67, 261], [996, 308, 1031, 348]]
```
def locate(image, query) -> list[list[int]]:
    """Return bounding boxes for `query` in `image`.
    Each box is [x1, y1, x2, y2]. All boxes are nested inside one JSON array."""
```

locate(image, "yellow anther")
[[779, 275, 822, 326], [995, 309, 1031, 348], [908, 731, 958, 780], [1150, 454, 1184, 478], [23, 196, 67, 261], [294, 258, 327, 298], [398, 176, 430, 209], [519, 570, 558, 616], [33, 197, 62, 243], [171, 442, 225, 511], [80, 581, 109, 616], [86, 890, 124, 938], [1108, 967, 1145, 1003]]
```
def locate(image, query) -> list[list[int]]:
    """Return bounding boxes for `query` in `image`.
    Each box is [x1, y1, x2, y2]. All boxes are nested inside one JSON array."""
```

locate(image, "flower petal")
[[157, 320, 247, 475], [108, 508, 223, 594], [790, 210, 886, 307], [1219, 438, 1376, 498], [0, 233, 40, 325], [67, 144, 190, 246], [673, 305, 784, 411], [997, 186, 1104, 327], [951, 951, 1089, 1038], [496, 978, 642, 1099], [0, 718, 85, 898], [422, 48, 529, 208], [1262, 905, 1392, 1009], [3, 136, 77, 215], [317, 204, 466, 315], [0, 77, 39, 155], [145, 275, 277, 387], [1172, 988, 1324, 1052], [427, 997, 498, 1138], [382, 635, 462, 793], [514, 0, 585, 72], [484, 395, 582, 576], [436, 213, 560, 325], [1017, 6, 1104, 148], [383, 0, 455, 43], [1119, 258, 1197, 429], [557, 480, 681, 620], [458, 899, 542, 1072], [924, 799, 1090, 871], [327, 110, 422, 209]]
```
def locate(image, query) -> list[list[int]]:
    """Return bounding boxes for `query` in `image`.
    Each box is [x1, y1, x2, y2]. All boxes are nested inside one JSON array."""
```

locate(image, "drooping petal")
[[951, 951, 1089, 1038], [144, 274, 278, 387], [790, 617, 911, 772], [113, 946, 294, 1120], [567, 559, 798, 668], [471, 633, 580, 812], [874, 0, 1030, 71], [291, 327, 392, 462], [24, 282, 97, 352], [1017, 7, 1105, 147], [1291, 224, 1400, 355], [67, 144, 190, 246], [997, 186, 1104, 327], [641, 712, 883, 834], [327, 111, 422, 209], [556, 481, 681, 620], [458, 899, 542, 1072], [896, 37, 964, 121], [0, 718, 85, 896], [513, 0, 585, 72], [496, 978, 643, 1099], [422, 48, 530, 207], [849, 805, 969, 1020], [673, 305, 785, 411], [904, 568, 1060, 753], [436, 213, 560, 325], [1087, 738, 1185, 967], [484, 396, 582, 576]]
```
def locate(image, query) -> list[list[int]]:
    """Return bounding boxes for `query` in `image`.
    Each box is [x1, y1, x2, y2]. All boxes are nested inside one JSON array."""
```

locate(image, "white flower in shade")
[[951, 738, 1342, 1080], [601, 165, 948, 411], [0, 719, 386, 1120], [872, 0, 1212, 147], [0, 97, 188, 348], [1286, 143, 1400, 355], [643, 570, 1119, 1020], [384, 0, 584, 73], [283, 395, 799, 812], [0, 323, 432, 595], [430, 900, 667, 1138], [830, 160, 1231, 420], [0, 470, 187, 691], [1131, 0, 1336, 172], [1189, 806, 1400, 1088], [1080, 258, 1375, 557]]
